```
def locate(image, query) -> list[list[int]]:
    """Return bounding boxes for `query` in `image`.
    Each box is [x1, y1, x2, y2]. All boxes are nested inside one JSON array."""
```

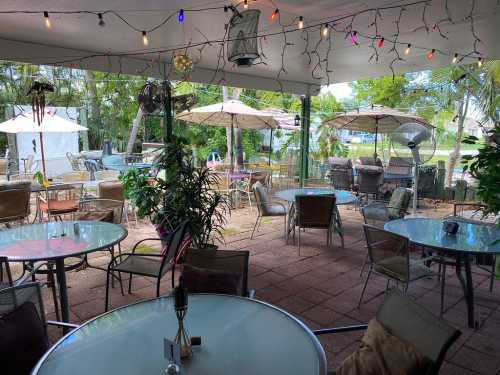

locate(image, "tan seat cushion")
[[336, 318, 432, 375], [40, 200, 79, 214]]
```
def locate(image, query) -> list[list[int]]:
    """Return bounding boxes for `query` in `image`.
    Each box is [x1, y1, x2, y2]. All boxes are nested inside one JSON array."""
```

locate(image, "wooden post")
[[299, 95, 311, 187], [436, 160, 446, 200]]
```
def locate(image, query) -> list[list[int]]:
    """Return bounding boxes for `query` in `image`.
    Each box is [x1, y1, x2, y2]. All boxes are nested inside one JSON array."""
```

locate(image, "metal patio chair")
[[314, 290, 461, 375], [359, 225, 437, 307], [0, 182, 31, 227], [355, 164, 384, 201], [104, 220, 190, 311], [251, 181, 287, 239], [361, 187, 412, 228], [328, 157, 354, 191]]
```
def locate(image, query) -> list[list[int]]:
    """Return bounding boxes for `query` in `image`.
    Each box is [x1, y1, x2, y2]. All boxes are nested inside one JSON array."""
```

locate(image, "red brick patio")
[[33, 203, 500, 374]]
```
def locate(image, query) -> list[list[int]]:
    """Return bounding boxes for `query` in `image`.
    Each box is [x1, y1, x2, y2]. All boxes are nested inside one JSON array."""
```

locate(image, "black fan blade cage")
[[227, 9, 261, 67]]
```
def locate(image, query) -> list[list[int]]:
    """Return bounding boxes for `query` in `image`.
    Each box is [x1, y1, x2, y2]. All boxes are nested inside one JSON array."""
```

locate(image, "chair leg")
[[490, 256, 495, 293], [156, 278, 161, 297], [283, 214, 287, 241], [298, 227, 301, 256], [128, 274, 133, 294], [105, 270, 111, 312], [440, 262, 446, 317], [358, 268, 372, 307], [118, 272, 124, 295], [47, 263, 60, 321], [360, 253, 369, 277], [251, 215, 261, 239]]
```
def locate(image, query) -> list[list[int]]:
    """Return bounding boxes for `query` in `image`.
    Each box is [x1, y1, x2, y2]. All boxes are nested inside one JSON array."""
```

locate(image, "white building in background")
[[444, 117, 493, 138]]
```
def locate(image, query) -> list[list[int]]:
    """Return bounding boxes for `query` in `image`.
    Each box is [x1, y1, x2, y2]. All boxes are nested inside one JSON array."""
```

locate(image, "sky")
[[320, 82, 353, 99]]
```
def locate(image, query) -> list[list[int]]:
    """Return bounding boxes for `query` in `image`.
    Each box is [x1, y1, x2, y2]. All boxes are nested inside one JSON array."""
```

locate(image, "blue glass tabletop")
[[275, 188, 357, 205], [0, 221, 127, 261], [33, 294, 327, 375], [384, 218, 500, 254]]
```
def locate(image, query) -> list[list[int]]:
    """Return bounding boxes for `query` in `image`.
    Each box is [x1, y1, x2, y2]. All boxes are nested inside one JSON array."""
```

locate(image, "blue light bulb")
[[178, 9, 184, 23]]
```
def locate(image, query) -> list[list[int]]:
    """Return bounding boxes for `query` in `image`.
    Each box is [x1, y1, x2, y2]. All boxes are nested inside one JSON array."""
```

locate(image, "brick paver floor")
[[18, 200, 500, 374]]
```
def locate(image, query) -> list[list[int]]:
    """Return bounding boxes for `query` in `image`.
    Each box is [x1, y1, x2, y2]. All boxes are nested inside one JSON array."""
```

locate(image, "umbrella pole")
[[230, 114, 234, 173], [268, 128, 273, 166], [374, 118, 378, 162], [39, 131, 47, 178]]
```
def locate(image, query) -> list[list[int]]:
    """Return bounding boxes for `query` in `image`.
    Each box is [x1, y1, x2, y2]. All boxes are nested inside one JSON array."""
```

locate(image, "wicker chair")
[[0, 181, 31, 226], [292, 194, 344, 255], [328, 157, 354, 190], [355, 164, 384, 201], [0, 282, 78, 375], [314, 290, 461, 375], [104, 220, 190, 311], [251, 181, 287, 239], [181, 249, 254, 298], [359, 225, 436, 307]]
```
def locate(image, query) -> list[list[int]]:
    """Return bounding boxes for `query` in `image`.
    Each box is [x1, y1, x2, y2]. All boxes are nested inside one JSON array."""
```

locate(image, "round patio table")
[[0, 221, 127, 324], [385, 217, 500, 328], [275, 187, 357, 205], [33, 294, 327, 375]]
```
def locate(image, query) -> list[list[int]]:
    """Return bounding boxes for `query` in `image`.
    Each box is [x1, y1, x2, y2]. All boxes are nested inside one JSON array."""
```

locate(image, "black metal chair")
[[314, 290, 461, 375], [104, 220, 190, 311], [181, 249, 255, 298], [328, 157, 354, 190], [0, 282, 78, 375], [292, 194, 344, 255], [359, 225, 436, 307]]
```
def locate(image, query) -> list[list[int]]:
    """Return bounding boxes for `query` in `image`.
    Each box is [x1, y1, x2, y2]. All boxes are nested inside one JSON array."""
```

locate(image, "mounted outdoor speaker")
[[227, 9, 261, 67]]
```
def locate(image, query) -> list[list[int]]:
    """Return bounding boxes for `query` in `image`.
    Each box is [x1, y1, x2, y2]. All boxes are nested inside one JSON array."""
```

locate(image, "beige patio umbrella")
[[177, 99, 278, 170], [323, 105, 434, 159], [0, 111, 87, 177]]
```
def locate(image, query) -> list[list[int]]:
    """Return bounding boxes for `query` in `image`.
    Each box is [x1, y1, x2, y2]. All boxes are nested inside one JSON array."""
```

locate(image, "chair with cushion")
[[98, 180, 136, 226], [251, 181, 287, 239], [181, 249, 254, 298], [0, 180, 31, 227], [359, 225, 436, 307], [292, 194, 344, 255], [361, 187, 411, 228], [0, 282, 78, 375], [314, 290, 461, 375], [105, 220, 190, 311], [38, 183, 83, 222], [359, 156, 383, 167], [328, 157, 354, 191], [355, 164, 384, 201], [94, 169, 120, 181]]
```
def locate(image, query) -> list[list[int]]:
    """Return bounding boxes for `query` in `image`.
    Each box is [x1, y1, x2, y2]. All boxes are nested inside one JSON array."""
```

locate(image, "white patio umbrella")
[[177, 99, 278, 170], [0, 110, 87, 177], [323, 105, 434, 159]]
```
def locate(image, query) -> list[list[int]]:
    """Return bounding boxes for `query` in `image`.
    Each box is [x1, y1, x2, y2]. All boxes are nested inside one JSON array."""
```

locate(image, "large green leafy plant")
[[120, 135, 229, 247]]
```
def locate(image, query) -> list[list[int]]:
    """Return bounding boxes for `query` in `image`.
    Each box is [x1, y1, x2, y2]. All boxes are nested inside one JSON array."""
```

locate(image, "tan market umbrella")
[[177, 99, 278, 170], [323, 105, 434, 158], [0, 111, 87, 176]]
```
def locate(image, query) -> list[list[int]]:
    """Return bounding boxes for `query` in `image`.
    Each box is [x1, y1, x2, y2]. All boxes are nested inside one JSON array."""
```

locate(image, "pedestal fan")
[[390, 122, 436, 215]]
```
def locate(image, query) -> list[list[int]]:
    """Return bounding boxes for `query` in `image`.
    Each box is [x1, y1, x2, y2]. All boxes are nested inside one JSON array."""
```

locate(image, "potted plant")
[[120, 135, 229, 249]]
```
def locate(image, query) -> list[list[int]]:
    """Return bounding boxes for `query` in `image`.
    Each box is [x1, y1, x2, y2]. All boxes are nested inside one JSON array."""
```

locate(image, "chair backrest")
[[79, 198, 124, 224], [363, 224, 410, 282], [183, 249, 250, 297], [329, 157, 354, 190], [418, 166, 436, 197], [98, 181, 124, 201], [356, 165, 384, 194], [0, 256, 14, 288], [0, 188, 31, 223], [160, 220, 191, 272], [359, 156, 383, 167], [250, 171, 268, 188], [94, 170, 120, 181], [9, 173, 35, 182], [377, 290, 461, 375], [0, 282, 46, 330], [66, 152, 82, 171], [295, 194, 336, 228], [45, 183, 84, 206], [252, 181, 270, 214], [387, 187, 412, 219], [59, 171, 90, 182]]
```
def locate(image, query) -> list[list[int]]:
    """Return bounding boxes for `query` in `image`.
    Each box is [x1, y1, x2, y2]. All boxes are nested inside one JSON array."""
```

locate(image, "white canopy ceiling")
[[0, 0, 498, 95]]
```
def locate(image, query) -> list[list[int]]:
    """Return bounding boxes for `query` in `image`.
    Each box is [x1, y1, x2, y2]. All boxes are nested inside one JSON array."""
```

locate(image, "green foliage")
[[120, 135, 230, 247]]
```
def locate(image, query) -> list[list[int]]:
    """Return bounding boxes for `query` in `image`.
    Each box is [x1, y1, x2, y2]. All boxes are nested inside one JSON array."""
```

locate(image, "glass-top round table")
[[33, 294, 327, 375], [385, 217, 500, 328], [275, 188, 357, 205], [0, 221, 127, 324]]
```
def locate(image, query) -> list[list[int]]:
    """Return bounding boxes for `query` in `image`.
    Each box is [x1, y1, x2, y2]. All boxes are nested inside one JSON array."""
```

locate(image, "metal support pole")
[[299, 95, 311, 187], [163, 81, 173, 143]]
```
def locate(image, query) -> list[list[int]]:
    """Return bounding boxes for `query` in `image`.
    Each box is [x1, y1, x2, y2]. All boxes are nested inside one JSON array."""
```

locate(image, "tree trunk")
[[126, 107, 144, 155], [84, 70, 101, 149], [223, 86, 232, 165], [446, 90, 470, 186]]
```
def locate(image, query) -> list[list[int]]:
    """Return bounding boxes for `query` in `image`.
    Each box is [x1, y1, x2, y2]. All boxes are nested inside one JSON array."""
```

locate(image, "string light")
[[477, 57, 482, 67], [298, 16, 304, 29], [404, 43, 411, 55], [43, 11, 51, 29], [270, 9, 279, 22], [97, 13, 105, 27], [178, 9, 185, 23], [452, 53, 458, 64], [141, 30, 149, 46], [322, 24, 329, 37], [350, 31, 358, 45], [377, 37, 385, 48], [427, 48, 435, 60], [243, 0, 248, 9]]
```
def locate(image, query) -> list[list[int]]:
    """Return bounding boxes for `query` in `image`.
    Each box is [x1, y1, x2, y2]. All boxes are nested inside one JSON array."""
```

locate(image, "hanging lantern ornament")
[[227, 9, 261, 67], [173, 52, 194, 74]]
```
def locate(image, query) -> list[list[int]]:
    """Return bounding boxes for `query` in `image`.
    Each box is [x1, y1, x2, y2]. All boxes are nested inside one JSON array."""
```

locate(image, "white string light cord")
[[0, 0, 490, 88]]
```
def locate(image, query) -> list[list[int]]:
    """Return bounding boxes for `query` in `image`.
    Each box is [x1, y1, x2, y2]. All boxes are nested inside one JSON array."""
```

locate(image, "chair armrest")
[[259, 201, 287, 210], [47, 321, 80, 330], [313, 324, 368, 336], [131, 237, 164, 254]]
